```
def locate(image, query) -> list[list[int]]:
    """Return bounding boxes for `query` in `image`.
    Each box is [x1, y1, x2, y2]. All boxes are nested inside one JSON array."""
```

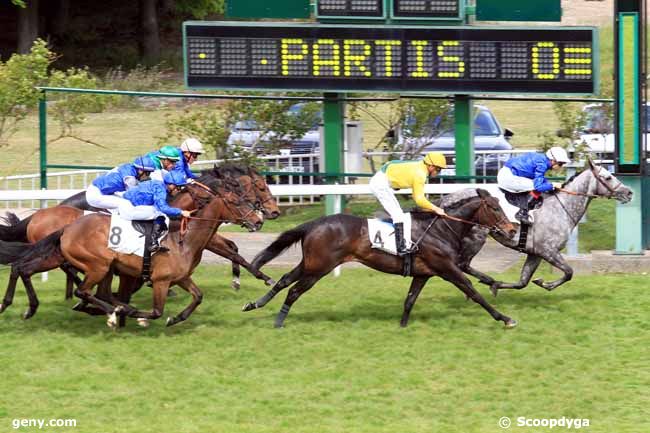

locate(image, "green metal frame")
[[617, 12, 640, 166]]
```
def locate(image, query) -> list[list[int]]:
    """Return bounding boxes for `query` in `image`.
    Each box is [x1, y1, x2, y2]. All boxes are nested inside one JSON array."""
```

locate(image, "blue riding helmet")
[[132, 155, 156, 172], [163, 169, 188, 186]]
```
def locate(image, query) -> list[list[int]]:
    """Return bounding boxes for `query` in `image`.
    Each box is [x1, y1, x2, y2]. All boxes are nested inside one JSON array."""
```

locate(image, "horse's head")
[[587, 158, 633, 203], [473, 189, 517, 239], [248, 167, 280, 219]]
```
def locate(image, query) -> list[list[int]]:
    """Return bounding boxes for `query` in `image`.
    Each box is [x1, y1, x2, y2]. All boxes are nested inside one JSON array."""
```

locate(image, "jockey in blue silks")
[[497, 146, 570, 224], [172, 138, 205, 181], [85, 155, 156, 211], [119, 170, 192, 252]]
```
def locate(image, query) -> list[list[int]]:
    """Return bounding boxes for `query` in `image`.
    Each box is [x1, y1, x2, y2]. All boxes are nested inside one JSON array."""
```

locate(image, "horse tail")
[[0, 213, 32, 242], [252, 219, 320, 270], [0, 229, 63, 265]]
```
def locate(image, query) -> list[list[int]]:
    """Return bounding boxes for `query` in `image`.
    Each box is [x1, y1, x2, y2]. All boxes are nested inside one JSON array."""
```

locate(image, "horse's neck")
[[179, 197, 224, 251], [552, 172, 594, 224]]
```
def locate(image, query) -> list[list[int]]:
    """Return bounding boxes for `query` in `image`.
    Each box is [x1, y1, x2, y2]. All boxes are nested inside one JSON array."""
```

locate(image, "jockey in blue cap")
[[119, 170, 191, 252], [85, 155, 156, 211], [497, 146, 571, 224]]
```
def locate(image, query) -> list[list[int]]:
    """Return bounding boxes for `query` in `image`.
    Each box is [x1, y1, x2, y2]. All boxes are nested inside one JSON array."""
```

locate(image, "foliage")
[[0, 39, 53, 146], [0, 39, 110, 149], [11, 0, 25, 7], [47, 67, 108, 147], [174, 0, 225, 18], [355, 98, 449, 172], [159, 96, 321, 166], [537, 101, 592, 161]]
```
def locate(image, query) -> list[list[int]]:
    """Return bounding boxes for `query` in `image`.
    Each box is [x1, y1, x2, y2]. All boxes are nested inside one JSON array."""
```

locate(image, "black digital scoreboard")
[[184, 22, 597, 94]]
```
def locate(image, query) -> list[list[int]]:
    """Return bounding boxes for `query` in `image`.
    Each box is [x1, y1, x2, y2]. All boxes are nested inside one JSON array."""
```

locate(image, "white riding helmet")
[[180, 138, 205, 154], [546, 146, 570, 164]]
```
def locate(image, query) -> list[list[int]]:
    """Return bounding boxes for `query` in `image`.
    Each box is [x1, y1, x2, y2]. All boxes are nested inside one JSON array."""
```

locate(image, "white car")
[[574, 103, 650, 159]]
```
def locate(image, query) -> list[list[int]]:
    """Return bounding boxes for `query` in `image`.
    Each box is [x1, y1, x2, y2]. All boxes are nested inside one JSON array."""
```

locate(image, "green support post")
[[323, 93, 346, 215], [454, 95, 474, 179], [39, 93, 47, 189], [616, 176, 644, 254]]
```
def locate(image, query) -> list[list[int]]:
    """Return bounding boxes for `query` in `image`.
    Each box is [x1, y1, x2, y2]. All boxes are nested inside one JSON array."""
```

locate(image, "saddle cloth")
[[367, 214, 412, 255], [107, 214, 167, 257]]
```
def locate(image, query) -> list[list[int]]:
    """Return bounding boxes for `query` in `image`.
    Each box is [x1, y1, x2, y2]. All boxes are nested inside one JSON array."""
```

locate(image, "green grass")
[[0, 265, 646, 433]]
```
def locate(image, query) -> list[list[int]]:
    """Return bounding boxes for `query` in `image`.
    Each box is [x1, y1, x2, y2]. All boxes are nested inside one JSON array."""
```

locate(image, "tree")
[[139, 0, 161, 65], [16, 0, 39, 54]]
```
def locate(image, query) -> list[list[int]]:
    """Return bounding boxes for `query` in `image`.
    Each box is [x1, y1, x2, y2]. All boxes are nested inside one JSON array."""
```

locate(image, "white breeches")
[[118, 201, 163, 221], [86, 184, 129, 210], [497, 166, 535, 193], [369, 171, 405, 224]]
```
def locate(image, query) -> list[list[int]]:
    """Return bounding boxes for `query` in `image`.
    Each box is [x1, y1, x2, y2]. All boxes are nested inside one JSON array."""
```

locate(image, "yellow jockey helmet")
[[423, 152, 447, 169]]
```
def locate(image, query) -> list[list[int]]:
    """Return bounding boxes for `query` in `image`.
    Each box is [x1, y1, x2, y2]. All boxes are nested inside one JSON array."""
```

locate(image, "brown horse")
[[0, 168, 263, 320], [1, 180, 264, 327], [244, 189, 519, 328], [0, 164, 279, 299]]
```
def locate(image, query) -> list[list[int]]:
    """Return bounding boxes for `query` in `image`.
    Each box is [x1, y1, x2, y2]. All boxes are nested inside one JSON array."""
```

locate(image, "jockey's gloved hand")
[[432, 207, 446, 216], [181, 210, 192, 218], [186, 178, 195, 184], [552, 182, 563, 190]]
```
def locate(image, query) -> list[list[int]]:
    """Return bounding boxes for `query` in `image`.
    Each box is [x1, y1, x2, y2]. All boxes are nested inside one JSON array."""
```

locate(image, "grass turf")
[[0, 265, 645, 433]]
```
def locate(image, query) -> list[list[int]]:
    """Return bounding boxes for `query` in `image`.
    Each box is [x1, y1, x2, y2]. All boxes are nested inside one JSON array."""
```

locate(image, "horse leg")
[[71, 273, 113, 316], [0, 266, 20, 313], [165, 277, 203, 327], [242, 263, 303, 312], [74, 273, 119, 317], [209, 237, 275, 289], [400, 277, 429, 328], [120, 280, 170, 322], [531, 252, 574, 291], [458, 228, 496, 286], [274, 275, 322, 328], [65, 273, 74, 300], [439, 265, 517, 328], [489, 255, 543, 297], [20, 274, 39, 320]]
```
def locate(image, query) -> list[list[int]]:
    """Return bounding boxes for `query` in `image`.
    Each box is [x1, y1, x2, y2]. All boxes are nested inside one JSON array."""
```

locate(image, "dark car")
[[398, 104, 514, 176]]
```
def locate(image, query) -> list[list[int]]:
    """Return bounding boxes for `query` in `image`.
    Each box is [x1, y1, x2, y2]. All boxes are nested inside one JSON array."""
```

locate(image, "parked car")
[[398, 104, 514, 176], [226, 103, 322, 183], [573, 102, 650, 161]]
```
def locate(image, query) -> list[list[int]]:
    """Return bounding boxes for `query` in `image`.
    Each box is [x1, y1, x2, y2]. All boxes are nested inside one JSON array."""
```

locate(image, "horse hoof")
[[71, 301, 86, 312], [533, 278, 544, 286], [265, 279, 276, 287], [0, 304, 6, 314], [166, 317, 177, 327], [136, 318, 150, 328], [274, 323, 285, 329], [231, 279, 240, 291], [22, 309, 36, 320], [242, 302, 256, 312], [489, 283, 499, 297], [504, 319, 518, 329], [106, 312, 118, 329]]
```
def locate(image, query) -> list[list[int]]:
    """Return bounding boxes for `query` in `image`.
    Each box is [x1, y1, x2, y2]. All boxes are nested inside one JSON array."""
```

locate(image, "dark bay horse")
[[458, 159, 633, 295], [0, 180, 264, 327], [244, 189, 518, 328]]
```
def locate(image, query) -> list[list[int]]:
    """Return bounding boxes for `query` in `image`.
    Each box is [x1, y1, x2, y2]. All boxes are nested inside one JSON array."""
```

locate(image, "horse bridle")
[[410, 198, 512, 251], [558, 164, 625, 199]]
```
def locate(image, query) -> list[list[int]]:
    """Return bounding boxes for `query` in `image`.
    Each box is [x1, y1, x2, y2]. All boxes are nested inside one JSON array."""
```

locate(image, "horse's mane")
[[410, 188, 489, 220]]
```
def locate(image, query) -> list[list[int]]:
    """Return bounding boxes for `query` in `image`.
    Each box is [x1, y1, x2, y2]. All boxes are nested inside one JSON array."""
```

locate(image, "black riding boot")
[[514, 208, 532, 225], [394, 222, 412, 255], [149, 217, 168, 253]]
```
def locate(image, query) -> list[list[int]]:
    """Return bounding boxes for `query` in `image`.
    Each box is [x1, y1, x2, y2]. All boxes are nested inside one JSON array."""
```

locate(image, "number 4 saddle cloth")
[[367, 214, 413, 256], [107, 214, 168, 257]]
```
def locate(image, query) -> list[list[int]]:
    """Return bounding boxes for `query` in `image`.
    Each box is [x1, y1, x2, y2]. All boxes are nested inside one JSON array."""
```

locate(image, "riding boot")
[[514, 208, 532, 225], [150, 217, 169, 253], [394, 222, 412, 255]]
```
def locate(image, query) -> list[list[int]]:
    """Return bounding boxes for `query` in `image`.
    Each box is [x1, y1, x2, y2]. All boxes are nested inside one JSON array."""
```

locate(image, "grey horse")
[[459, 159, 633, 294]]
